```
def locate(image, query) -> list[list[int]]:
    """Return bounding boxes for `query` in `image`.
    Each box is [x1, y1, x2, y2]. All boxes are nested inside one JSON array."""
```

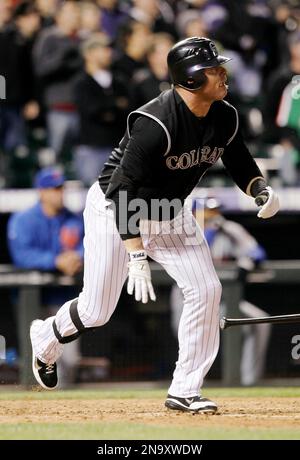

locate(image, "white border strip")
[[223, 101, 239, 146], [127, 110, 171, 156]]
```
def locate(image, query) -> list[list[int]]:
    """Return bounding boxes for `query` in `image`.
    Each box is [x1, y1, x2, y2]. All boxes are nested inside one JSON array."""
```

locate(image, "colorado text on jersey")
[[166, 146, 224, 170]]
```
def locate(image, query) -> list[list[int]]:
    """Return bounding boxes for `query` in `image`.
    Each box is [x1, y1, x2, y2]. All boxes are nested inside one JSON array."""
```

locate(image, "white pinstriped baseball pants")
[[31, 182, 222, 397]]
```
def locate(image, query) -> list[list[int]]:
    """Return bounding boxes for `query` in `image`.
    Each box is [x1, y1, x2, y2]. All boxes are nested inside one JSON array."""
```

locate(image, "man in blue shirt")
[[7, 167, 83, 274], [7, 167, 84, 385]]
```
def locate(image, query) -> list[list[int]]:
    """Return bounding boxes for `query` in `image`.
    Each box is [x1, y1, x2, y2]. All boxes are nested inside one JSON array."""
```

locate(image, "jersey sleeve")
[[106, 116, 167, 240]]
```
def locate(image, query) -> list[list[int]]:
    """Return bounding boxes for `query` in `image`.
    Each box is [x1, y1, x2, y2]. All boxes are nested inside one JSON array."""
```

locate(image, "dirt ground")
[[1, 397, 300, 429]]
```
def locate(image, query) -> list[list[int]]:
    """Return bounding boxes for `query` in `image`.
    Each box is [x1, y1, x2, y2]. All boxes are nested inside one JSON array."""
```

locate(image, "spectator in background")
[[131, 32, 173, 108], [129, 0, 177, 37], [8, 166, 84, 274], [113, 19, 152, 80], [35, 0, 58, 29], [263, 32, 300, 185], [7, 166, 84, 385], [97, 0, 129, 40], [271, 0, 300, 64], [175, 9, 208, 39], [175, 0, 227, 35], [264, 32, 300, 143], [0, 1, 41, 185], [170, 197, 271, 387], [0, 0, 12, 31], [13, 2, 41, 122], [79, 1, 102, 40], [32, 1, 82, 161], [74, 35, 129, 186]]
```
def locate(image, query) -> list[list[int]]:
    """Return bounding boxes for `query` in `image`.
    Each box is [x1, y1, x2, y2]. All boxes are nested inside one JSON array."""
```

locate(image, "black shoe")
[[32, 357, 58, 390], [30, 320, 58, 390], [165, 394, 217, 413]]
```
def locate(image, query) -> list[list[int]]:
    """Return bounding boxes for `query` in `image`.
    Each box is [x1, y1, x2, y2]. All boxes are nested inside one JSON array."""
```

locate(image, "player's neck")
[[175, 86, 212, 118]]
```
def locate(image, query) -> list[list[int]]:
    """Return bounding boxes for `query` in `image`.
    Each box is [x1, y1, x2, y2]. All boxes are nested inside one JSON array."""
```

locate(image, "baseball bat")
[[220, 313, 300, 330]]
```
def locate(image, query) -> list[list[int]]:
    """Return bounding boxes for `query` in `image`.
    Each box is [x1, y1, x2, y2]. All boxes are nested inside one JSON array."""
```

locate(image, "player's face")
[[201, 66, 228, 101]]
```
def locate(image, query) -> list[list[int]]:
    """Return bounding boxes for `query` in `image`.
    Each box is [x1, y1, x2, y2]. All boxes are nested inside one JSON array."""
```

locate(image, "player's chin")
[[215, 85, 228, 100]]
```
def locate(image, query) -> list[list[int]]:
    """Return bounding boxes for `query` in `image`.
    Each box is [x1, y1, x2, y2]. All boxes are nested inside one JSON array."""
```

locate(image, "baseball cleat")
[[30, 320, 58, 390], [165, 394, 217, 413]]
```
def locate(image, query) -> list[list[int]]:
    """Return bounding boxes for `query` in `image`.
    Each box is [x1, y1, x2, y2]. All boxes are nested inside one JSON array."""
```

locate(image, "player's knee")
[[91, 315, 111, 328], [80, 313, 107, 328], [80, 307, 113, 328], [215, 278, 222, 297], [183, 278, 221, 304], [207, 278, 222, 303], [77, 293, 116, 328]]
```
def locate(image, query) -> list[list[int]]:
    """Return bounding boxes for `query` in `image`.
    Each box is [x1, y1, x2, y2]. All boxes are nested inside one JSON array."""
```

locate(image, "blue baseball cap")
[[34, 167, 65, 189]]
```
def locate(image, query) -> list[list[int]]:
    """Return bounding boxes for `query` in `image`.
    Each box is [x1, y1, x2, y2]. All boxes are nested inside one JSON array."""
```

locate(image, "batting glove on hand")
[[127, 250, 156, 304], [255, 186, 280, 219]]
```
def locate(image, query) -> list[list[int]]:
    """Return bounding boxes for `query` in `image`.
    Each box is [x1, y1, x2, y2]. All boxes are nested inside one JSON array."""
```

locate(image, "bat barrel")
[[220, 313, 300, 329]]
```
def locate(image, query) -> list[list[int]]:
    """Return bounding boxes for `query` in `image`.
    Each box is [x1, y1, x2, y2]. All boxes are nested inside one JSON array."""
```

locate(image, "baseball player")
[[30, 37, 280, 413]]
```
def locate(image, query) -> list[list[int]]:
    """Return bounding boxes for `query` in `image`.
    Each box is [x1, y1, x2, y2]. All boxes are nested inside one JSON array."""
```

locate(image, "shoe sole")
[[30, 320, 58, 391], [165, 399, 217, 414]]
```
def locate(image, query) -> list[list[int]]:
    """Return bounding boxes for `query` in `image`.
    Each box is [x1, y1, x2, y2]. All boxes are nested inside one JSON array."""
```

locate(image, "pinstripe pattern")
[[31, 187, 221, 397], [141, 209, 221, 398], [31, 183, 129, 364]]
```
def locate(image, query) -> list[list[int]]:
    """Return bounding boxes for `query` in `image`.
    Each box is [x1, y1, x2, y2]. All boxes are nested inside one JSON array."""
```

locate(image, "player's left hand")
[[127, 250, 156, 303], [255, 186, 280, 219]]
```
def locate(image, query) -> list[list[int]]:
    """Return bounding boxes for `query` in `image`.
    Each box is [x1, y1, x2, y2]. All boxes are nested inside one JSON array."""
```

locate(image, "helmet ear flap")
[[186, 77, 196, 88], [183, 71, 207, 90]]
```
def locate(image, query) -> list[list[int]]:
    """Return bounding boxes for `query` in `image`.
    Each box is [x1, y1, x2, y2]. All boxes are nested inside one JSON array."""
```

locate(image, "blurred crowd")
[[1, 0, 300, 188]]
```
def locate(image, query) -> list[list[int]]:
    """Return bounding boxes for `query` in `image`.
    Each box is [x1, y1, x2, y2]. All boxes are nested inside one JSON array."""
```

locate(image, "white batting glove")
[[127, 250, 156, 304], [255, 186, 280, 219]]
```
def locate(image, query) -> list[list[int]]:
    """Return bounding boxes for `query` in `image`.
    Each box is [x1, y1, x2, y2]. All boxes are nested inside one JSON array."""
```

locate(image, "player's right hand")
[[127, 250, 156, 304]]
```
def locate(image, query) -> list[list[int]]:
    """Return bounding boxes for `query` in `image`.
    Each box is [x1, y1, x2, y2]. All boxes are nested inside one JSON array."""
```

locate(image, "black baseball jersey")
[[98, 89, 262, 239]]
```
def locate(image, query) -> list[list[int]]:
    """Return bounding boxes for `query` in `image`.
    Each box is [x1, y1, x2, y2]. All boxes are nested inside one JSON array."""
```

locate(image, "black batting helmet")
[[167, 37, 231, 91]]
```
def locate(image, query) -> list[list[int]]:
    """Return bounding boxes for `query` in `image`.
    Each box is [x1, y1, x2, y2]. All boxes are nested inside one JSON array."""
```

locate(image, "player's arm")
[[106, 116, 167, 239], [221, 129, 280, 218], [106, 117, 167, 303]]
